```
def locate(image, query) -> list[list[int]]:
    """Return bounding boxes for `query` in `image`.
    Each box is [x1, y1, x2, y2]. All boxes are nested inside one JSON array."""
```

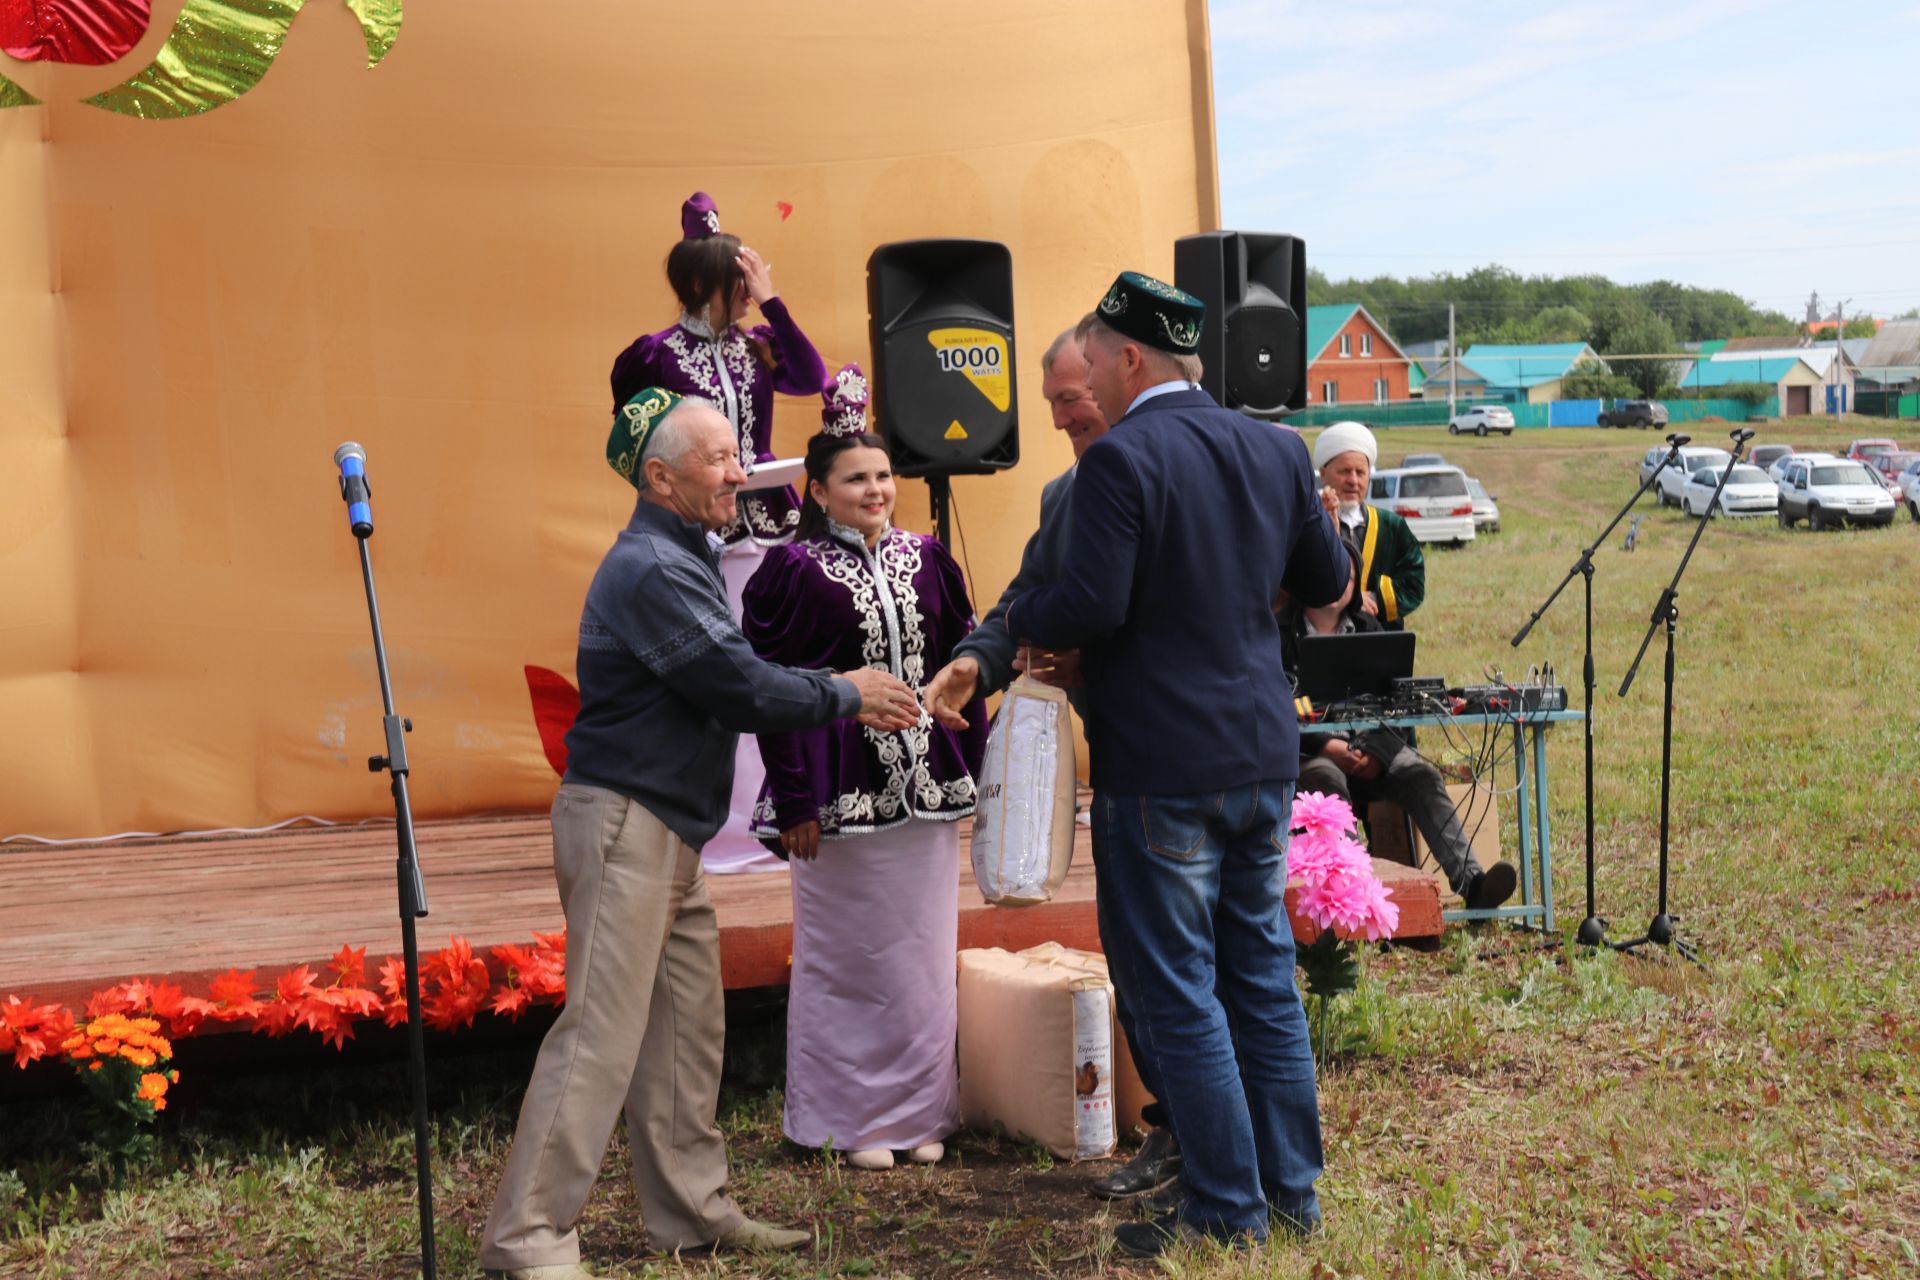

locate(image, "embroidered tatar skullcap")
[[607, 387, 685, 487], [681, 191, 721, 240], [1095, 270, 1205, 355], [820, 364, 871, 439], [1312, 420, 1378, 472]]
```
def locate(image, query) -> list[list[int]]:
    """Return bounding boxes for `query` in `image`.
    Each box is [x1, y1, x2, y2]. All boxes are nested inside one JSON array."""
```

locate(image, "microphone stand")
[[1613, 428, 1755, 964], [337, 460, 439, 1280], [1511, 432, 1692, 948]]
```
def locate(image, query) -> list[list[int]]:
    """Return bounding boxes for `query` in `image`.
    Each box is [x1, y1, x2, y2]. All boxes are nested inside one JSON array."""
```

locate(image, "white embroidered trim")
[[751, 529, 976, 837]]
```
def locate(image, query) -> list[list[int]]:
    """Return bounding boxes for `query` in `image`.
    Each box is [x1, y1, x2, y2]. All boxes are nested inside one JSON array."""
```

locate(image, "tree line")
[[1308, 265, 1822, 398]]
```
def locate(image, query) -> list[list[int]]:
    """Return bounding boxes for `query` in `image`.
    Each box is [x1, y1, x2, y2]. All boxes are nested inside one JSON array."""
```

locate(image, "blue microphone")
[[334, 442, 374, 538]]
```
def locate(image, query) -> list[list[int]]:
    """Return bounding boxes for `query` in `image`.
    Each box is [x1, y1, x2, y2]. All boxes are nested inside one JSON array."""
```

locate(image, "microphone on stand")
[[334, 442, 373, 539]]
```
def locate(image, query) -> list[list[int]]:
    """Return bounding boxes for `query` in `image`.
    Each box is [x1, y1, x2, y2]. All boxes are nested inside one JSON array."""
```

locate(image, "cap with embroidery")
[[1095, 270, 1205, 354], [680, 191, 721, 240], [607, 386, 685, 487], [819, 364, 871, 438]]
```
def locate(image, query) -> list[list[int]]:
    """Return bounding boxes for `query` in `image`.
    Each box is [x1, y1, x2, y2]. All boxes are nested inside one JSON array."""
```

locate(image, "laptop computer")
[[1294, 631, 1417, 705]]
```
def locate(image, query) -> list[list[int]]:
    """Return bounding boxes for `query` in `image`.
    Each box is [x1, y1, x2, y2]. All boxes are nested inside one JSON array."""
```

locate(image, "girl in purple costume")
[[741, 367, 988, 1169], [610, 191, 830, 873]]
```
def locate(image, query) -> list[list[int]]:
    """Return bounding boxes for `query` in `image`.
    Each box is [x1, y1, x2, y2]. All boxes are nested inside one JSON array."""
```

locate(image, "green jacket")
[[1349, 505, 1424, 628]]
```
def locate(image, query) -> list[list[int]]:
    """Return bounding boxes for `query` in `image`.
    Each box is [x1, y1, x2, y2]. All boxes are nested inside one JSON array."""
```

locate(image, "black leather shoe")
[[1089, 1126, 1181, 1200], [1112, 1212, 1253, 1259], [1465, 861, 1518, 910]]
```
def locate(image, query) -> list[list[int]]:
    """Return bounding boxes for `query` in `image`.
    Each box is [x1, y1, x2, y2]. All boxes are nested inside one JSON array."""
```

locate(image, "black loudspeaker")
[[1174, 231, 1308, 418], [866, 239, 1018, 478]]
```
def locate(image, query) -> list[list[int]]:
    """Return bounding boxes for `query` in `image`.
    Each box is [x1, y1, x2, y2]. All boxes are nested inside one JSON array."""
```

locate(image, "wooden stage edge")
[[1, 813, 1443, 1023]]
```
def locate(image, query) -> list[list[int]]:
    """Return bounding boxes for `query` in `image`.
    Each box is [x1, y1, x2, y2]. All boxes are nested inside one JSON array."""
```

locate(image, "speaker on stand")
[[1174, 231, 1308, 419], [866, 239, 1019, 544]]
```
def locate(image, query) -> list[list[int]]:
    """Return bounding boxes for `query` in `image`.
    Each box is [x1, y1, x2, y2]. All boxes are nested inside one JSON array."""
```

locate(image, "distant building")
[[1457, 343, 1607, 404], [1680, 356, 1828, 416], [1305, 304, 1416, 406], [1702, 347, 1856, 412], [1856, 320, 1920, 392]]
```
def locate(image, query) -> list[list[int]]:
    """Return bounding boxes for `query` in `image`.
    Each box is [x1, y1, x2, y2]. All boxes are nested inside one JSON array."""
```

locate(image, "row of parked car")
[[1639, 436, 1918, 528]]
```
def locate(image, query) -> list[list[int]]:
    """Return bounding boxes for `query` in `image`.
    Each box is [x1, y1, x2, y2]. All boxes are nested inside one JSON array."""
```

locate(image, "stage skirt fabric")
[[784, 817, 962, 1152], [703, 540, 787, 874]]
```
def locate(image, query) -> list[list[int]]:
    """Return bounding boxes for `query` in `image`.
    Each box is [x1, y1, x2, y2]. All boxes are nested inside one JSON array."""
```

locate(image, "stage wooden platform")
[[0, 813, 1443, 1016]]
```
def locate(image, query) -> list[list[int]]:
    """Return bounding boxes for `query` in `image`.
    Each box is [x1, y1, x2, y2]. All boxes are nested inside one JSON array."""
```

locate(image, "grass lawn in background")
[[3, 419, 1917, 1278]]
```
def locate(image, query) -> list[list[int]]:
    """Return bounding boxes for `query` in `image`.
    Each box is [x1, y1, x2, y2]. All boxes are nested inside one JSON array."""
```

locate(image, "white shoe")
[[906, 1141, 945, 1164], [847, 1147, 895, 1170]]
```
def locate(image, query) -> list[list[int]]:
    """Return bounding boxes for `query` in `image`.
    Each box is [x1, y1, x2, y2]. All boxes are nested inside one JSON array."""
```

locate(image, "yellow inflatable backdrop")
[[0, 0, 1220, 839]]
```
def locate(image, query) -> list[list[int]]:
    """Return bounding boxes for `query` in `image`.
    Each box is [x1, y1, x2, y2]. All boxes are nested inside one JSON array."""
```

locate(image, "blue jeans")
[[1095, 782, 1323, 1238]]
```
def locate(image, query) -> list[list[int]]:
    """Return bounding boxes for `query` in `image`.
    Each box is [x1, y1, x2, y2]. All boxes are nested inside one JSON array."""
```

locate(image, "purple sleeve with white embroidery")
[[741, 532, 986, 843]]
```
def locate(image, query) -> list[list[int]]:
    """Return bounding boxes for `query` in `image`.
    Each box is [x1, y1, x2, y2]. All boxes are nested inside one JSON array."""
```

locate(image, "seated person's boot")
[[1465, 860, 1518, 910]]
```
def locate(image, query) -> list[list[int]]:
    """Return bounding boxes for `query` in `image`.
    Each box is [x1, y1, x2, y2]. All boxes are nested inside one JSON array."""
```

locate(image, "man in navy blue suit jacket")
[[1007, 272, 1346, 1256]]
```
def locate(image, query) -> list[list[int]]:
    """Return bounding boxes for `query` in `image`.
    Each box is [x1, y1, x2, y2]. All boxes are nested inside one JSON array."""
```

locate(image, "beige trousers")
[[479, 784, 745, 1268]]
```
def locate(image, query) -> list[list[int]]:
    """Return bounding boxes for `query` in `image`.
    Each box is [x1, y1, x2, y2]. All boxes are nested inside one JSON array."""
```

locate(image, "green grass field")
[[4, 421, 1917, 1278]]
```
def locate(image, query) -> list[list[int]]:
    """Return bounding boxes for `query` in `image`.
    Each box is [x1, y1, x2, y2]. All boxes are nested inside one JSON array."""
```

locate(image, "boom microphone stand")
[[1511, 432, 1693, 948], [1613, 427, 1756, 964], [332, 443, 438, 1280]]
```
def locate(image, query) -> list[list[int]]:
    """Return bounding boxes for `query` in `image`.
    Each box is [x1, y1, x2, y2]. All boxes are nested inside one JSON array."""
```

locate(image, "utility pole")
[[1448, 302, 1457, 421], [1834, 298, 1850, 417]]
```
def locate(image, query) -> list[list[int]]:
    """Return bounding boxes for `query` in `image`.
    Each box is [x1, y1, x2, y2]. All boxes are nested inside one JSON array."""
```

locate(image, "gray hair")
[[641, 395, 724, 469], [1078, 313, 1204, 385], [1040, 317, 1095, 376]]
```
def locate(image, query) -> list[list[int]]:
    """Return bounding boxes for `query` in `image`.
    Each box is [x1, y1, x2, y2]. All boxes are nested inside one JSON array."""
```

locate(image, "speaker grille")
[[1224, 303, 1303, 414]]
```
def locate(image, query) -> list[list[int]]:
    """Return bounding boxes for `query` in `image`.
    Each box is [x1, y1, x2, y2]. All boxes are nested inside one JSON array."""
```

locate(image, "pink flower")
[[1288, 830, 1371, 883], [1296, 871, 1401, 940], [1291, 790, 1357, 839]]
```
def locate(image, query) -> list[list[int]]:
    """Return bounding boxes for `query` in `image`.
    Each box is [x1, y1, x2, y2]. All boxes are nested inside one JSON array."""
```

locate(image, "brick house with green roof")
[[1305, 304, 1415, 407]]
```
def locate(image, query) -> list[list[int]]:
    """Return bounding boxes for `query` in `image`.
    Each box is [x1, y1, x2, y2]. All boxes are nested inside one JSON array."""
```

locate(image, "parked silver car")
[[1466, 477, 1501, 533]]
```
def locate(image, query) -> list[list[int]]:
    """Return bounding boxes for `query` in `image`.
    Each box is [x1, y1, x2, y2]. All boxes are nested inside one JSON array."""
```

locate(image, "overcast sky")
[[1210, 0, 1920, 320]]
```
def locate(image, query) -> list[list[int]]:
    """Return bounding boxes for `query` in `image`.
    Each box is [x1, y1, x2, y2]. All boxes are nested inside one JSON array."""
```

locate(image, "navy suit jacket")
[[1009, 388, 1346, 795]]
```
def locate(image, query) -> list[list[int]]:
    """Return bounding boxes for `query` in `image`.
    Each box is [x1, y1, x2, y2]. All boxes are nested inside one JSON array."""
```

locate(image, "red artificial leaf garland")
[[0, 994, 75, 1069], [1, 928, 571, 1063]]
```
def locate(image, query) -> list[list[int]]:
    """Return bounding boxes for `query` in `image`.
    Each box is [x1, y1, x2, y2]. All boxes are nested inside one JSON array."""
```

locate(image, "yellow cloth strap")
[[1359, 507, 1380, 591], [1380, 575, 1400, 623]]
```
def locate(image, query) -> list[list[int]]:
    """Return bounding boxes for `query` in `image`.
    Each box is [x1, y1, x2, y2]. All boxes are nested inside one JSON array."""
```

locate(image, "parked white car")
[[1466, 477, 1501, 533], [1448, 405, 1515, 436], [1776, 457, 1897, 530], [1680, 464, 1778, 518], [1770, 450, 1831, 483], [1369, 466, 1477, 544], [1898, 459, 1920, 522], [1652, 447, 1733, 507]]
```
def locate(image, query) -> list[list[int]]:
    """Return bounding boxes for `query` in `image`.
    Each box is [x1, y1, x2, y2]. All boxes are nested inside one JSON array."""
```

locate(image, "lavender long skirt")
[[783, 819, 963, 1152], [705, 541, 786, 875]]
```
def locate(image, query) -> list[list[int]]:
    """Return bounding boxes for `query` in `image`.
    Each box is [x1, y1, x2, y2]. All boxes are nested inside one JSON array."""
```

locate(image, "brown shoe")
[[710, 1217, 812, 1253], [483, 1264, 597, 1280]]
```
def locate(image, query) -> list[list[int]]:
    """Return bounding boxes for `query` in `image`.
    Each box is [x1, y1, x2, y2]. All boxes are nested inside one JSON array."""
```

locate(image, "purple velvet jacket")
[[609, 297, 829, 546], [742, 524, 989, 844]]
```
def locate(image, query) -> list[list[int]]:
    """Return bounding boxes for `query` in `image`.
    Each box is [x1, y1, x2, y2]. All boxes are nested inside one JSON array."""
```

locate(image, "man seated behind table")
[[1277, 539, 1518, 912]]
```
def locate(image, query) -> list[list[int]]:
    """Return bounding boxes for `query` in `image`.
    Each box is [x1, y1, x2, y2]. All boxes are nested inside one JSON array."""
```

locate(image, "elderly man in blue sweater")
[[480, 389, 920, 1280], [1006, 274, 1347, 1258]]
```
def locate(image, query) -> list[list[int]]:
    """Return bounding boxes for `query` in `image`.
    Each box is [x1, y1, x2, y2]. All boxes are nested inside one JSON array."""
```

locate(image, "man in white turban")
[[1310, 421, 1423, 630]]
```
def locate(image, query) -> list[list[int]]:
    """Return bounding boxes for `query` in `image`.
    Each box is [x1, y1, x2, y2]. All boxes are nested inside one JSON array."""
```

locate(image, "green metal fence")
[[1289, 394, 1778, 431], [1855, 390, 1920, 419]]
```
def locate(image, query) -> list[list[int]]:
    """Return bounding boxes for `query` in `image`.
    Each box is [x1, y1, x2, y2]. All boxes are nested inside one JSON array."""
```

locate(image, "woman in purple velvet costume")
[[610, 191, 830, 874], [741, 366, 988, 1170]]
